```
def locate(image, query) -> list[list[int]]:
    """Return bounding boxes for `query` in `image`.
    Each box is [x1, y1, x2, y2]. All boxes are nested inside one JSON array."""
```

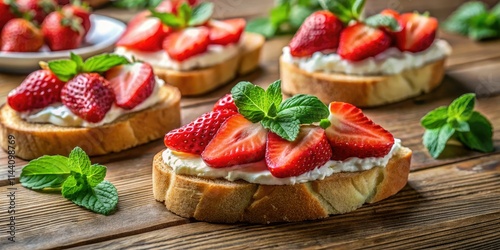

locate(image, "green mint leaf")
[[261, 114, 300, 141], [188, 2, 213, 26], [448, 93, 475, 120], [48, 59, 78, 82], [320, 0, 357, 24], [352, 0, 365, 19], [266, 80, 283, 110], [457, 111, 494, 153], [70, 52, 84, 72], [448, 118, 470, 132], [492, 2, 500, 18], [178, 3, 192, 27], [150, 10, 183, 28], [70, 180, 119, 215], [289, 5, 315, 29], [365, 14, 401, 31], [421, 106, 448, 129], [245, 18, 277, 38], [68, 147, 91, 174], [270, 3, 290, 27], [231, 81, 267, 123], [423, 124, 455, 158], [87, 164, 107, 188], [82, 54, 129, 73], [20, 155, 70, 190], [62, 175, 87, 199], [279, 94, 329, 124], [442, 1, 488, 35], [468, 25, 499, 40]]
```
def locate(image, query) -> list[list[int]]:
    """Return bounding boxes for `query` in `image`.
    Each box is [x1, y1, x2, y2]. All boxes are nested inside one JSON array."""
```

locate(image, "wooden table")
[[1, 1, 499, 249]]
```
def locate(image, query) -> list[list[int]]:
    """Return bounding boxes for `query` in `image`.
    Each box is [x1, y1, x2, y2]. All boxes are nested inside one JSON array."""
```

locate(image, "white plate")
[[0, 14, 126, 74]]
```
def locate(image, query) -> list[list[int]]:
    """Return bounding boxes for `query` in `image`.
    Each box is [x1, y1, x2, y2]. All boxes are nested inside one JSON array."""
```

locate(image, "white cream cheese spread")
[[21, 77, 166, 128], [282, 39, 452, 75], [162, 139, 402, 185]]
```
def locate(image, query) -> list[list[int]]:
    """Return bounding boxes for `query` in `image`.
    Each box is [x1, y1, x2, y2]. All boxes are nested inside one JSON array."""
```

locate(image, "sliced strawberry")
[[266, 126, 332, 178], [116, 17, 170, 51], [202, 114, 267, 168], [324, 102, 394, 161], [163, 27, 210, 61], [289, 10, 344, 57], [164, 109, 237, 155], [395, 13, 437, 53], [105, 62, 155, 110], [7, 70, 65, 112], [61, 73, 115, 123], [380, 9, 400, 19], [337, 23, 391, 61], [207, 18, 245, 45], [212, 93, 237, 112]]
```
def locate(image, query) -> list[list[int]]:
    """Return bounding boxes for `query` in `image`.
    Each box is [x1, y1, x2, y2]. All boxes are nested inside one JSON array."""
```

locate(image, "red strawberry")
[[42, 11, 84, 51], [1, 18, 44, 52], [164, 109, 237, 155], [105, 62, 156, 110], [395, 13, 438, 53], [289, 10, 343, 57], [266, 126, 332, 178], [62, 2, 91, 36], [202, 114, 267, 168], [337, 23, 391, 61], [324, 102, 394, 161], [17, 0, 57, 24], [207, 18, 245, 45], [116, 17, 170, 52], [380, 9, 400, 19], [0, 1, 18, 30], [7, 70, 65, 112], [163, 27, 210, 61], [212, 93, 237, 112], [61, 73, 115, 123]]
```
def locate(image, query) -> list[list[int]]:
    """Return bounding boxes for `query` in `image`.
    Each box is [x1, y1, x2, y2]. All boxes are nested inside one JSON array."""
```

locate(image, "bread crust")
[[0, 85, 181, 160], [280, 56, 446, 107], [153, 32, 265, 96], [152, 146, 412, 224]]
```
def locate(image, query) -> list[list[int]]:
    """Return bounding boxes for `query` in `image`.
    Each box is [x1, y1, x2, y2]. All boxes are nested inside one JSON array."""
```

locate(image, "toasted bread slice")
[[151, 32, 265, 96], [280, 56, 446, 107], [152, 146, 412, 224], [0, 84, 181, 160]]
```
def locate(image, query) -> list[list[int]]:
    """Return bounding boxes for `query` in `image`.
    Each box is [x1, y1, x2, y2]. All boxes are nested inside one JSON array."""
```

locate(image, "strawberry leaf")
[[150, 9, 183, 28], [189, 2, 214, 26], [82, 54, 130, 73], [365, 14, 401, 31]]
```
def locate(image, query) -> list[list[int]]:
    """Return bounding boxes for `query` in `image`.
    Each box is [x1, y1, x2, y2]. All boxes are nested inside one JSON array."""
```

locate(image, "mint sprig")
[[319, 0, 365, 24], [231, 80, 329, 141], [421, 93, 494, 158], [365, 14, 401, 32], [443, 1, 500, 41], [47, 53, 130, 82], [150, 2, 214, 29], [20, 147, 119, 215]]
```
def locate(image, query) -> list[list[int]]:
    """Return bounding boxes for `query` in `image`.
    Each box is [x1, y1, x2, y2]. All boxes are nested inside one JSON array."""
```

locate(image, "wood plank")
[[68, 155, 500, 249]]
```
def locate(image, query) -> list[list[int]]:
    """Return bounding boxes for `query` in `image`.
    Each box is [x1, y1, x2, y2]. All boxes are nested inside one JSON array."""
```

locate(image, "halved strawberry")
[[105, 62, 155, 110], [116, 17, 170, 51], [324, 102, 394, 161], [337, 23, 391, 61], [164, 109, 237, 155], [163, 27, 210, 61], [212, 93, 237, 112], [207, 18, 245, 45], [202, 114, 267, 168], [7, 69, 65, 112], [266, 126, 332, 178], [395, 13, 437, 53], [289, 10, 344, 57]]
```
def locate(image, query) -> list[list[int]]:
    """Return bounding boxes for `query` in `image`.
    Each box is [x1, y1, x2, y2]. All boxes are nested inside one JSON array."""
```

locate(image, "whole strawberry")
[[289, 10, 344, 57], [0, 0, 18, 30], [42, 11, 83, 51], [212, 93, 237, 112], [1, 18, 44, 52], [164, 109, 237, 155], [61, 73, 115, 123], [7, 69, 65, 112], [62, 1, 91, 36], [17, 0, 57, 24]]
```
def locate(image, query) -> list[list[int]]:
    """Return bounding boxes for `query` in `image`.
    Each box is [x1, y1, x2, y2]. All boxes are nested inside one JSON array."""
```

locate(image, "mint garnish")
[[443, 1, 500, 41], [421, 93, 494, 158], [319, 0, 365, 24], [365, 14, 401, 31], [150, 2, 214, 29], [47, 53, 129, 82], [20, 147, 119, 215], [231, 80, 329, 141]]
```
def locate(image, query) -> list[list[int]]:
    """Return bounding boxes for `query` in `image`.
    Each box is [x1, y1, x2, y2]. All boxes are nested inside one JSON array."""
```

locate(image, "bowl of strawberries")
[[0, 0, 125, 73]]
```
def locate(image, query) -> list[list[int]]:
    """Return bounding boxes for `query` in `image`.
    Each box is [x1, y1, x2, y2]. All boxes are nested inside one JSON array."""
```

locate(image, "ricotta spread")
[[282, 39, 452, 75], [163, 139, 402, 185], [114, 37, 242, 71], [21, 77, 166, 128]]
